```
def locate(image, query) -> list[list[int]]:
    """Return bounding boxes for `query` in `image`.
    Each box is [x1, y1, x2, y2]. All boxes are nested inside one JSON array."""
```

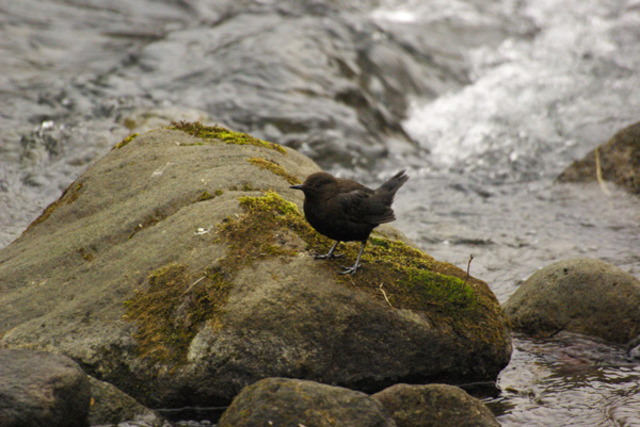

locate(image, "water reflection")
[[493, 333, 640, 426]]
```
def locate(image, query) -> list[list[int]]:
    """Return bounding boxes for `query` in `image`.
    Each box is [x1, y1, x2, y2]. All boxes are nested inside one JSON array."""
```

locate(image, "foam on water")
[[404, 0, 640, 178]]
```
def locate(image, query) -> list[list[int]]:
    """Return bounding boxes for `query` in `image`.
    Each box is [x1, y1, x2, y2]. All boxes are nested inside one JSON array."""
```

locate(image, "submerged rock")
[[558, 120, 640, 194], [372, 383, 499, 427], [218, 377, 395, 427], [503, 258, 640, 344], [0, 349, 90, 427], [0, 123, 511, 411]]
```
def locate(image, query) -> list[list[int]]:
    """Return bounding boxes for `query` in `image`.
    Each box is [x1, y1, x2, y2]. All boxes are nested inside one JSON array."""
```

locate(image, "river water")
[[1, 0, 640, 425]]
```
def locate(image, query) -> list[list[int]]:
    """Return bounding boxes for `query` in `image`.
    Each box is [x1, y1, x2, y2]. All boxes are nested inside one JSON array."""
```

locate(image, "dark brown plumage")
[[290, 170, 408, 274]]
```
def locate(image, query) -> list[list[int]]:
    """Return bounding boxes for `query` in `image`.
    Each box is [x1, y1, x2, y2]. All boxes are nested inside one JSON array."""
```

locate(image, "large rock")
[[0, 348, 90, 427], [372, 383, 499, 427], [558, 121, 640, 194], [0, 123, 511, 410], [503, 258, 640, 344], [218, 377, 395, 427]]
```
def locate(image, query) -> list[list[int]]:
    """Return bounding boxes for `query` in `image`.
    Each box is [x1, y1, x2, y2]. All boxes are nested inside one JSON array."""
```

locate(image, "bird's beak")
[[290, 184, 304, 190]]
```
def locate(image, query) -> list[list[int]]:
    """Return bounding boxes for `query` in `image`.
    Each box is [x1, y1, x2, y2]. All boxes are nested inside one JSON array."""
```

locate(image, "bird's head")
[[290, 172, 337, 198]]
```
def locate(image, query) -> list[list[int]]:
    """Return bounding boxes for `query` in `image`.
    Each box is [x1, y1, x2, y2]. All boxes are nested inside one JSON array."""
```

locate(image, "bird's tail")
[[376, 170, 409, 203]]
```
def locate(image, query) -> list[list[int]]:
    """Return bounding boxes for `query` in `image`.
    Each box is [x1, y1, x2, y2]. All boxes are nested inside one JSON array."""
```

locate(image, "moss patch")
[[218, 191, 305, 265], [221, 191, 505, 344], [124, 263, 233, 364], [196, 189, 224, 202], [124, 191, 502, 365], [247, 157, 301, 185], [77, 247, 94, 262], [222, 192, 490, 320], [113, 133, 139, 149], [348, 237, 476, 312], [26, 181, 84, 230], [335, 235, 501, 342], [170, 121, 286, 155], [127, 211, 163, 240]]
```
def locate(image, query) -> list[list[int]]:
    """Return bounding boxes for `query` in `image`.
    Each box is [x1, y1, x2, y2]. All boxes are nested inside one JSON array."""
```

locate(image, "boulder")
[[0, 348, 90, 427], [372, 383, 499, 427], [0, 123, 511, 411], [218, 377, 395, 427], [558, 121, 640, 194], [87, 376, 165, 426], [503, 258, 640, 344]]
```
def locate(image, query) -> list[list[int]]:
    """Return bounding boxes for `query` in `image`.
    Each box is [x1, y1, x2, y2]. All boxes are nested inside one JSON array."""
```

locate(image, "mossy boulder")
[[0, 123, 510, 411], [558, 120, 640, 194], [503, 258, 640, 344]]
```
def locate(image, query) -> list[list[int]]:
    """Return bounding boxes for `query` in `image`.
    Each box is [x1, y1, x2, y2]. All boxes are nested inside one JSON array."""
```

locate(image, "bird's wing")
[[338, 189, 395, 225]]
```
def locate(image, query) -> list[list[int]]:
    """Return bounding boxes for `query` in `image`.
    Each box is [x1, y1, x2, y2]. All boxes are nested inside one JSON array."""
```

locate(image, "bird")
[[290, 170, 408, 274]]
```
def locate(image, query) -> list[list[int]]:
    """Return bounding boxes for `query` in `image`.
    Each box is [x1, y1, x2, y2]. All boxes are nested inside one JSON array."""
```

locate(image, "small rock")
[[87, 376, 165, 426], [218, 377, 395, 427], [0, 348, 90, 427], [372, 383, 499, 427], [628, 336, 640, 359], [503, 258, 640, 344]]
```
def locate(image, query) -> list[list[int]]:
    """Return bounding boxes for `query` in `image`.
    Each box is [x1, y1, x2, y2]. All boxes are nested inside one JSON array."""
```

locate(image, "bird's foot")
[[339, 263, 360, 275], [314, 252, 344, 260], [314, 241, 342, 260]]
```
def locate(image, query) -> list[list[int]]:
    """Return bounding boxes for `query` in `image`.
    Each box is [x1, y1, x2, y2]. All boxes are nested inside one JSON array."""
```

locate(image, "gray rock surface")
[[218, 377, 396, 427], [372, 383, 499, 427], [0, 125, 511, 410], [503, 258, 640, 343], [88, 376, 165, 426], [0, 348, 90, 427]]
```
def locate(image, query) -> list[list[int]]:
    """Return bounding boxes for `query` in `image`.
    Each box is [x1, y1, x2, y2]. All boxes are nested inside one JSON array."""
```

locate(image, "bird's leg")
[[340, 240, 367, 275], [314, 241, 343, 259]]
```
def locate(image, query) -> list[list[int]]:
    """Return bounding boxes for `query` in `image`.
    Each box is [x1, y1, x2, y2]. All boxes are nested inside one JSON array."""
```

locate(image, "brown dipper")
[[290, 170, 408, 274]]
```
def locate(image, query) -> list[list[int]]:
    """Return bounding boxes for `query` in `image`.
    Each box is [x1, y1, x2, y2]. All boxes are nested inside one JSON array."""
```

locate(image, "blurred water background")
[[2, 0, 640, 425]]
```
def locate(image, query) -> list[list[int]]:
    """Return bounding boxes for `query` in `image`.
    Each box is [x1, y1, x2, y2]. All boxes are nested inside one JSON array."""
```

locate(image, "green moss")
[[248, 157, 301, 185], [113, 133, 139, 149], [124, 191, 501, 365], [238, 191, 299, 216], [122, 191, 298, 365], [219, 191, 501, 342], [127, 211, 163, 240], [124, 263, 233, 364], [218, 191, 303, 266], [77, 247, 94, 262], [197, 191, 214, 202], [26, 181, 84, 230], [170, 121, 287, 155], [341, 237, 478, 311], [197, 189, 225, 202]]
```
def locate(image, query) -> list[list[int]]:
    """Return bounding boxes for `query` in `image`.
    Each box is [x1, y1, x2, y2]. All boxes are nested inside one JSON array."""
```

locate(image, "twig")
[[595, 146, 611, 197], [464, 254, 474, 285], [184, 275, 205, 294], [379, 283, 393, 308]]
